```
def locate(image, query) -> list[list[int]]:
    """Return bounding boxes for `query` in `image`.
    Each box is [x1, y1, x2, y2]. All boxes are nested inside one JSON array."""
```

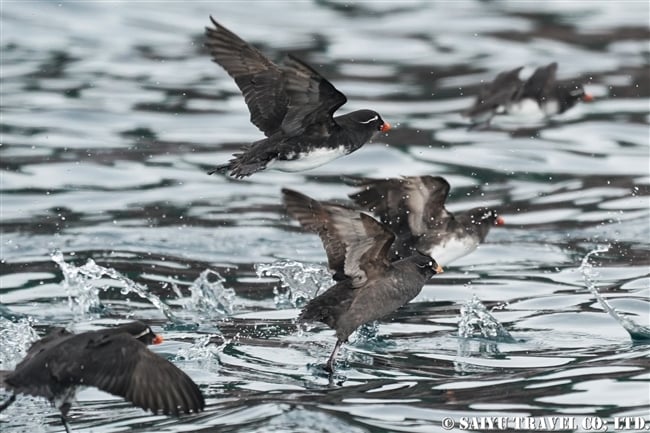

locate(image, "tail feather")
[[299, 283, 354, 330], [0, 371, 15, 413], [207, 164, 229, 175], [0, 370, 11, 387], [207, 152, 269, 179]]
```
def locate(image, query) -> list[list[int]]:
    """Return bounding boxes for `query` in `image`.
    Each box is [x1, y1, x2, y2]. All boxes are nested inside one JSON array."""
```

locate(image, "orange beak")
[[380, 121, 391, 133], [435, 264, 444, 274], [496, 216, 505, 226], [153, 334, 164, 345], [582, 93, 594, 102]]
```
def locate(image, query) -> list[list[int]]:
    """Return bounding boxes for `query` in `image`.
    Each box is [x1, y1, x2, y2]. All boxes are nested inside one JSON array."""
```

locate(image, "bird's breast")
[[425, 235, 479, 266], [268, 145, 350, 172]]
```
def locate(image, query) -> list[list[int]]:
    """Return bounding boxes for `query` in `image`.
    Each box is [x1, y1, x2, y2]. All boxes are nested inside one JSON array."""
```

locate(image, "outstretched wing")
[[346, 176, 452, 236], [53, 334, 205, 416], [343, 213, 395, 286], [345, 176, 406, 231], [519, 62, 558, 101], [282, 188, 394, 286], [279, 55, 347, 135], [205, 17, 289, 136], [464, 66, 524, 117], [403, 176, 452, 234]]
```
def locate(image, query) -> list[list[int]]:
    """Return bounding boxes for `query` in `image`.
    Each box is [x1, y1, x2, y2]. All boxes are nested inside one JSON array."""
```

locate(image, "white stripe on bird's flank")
[[269, 145, 349, 172]]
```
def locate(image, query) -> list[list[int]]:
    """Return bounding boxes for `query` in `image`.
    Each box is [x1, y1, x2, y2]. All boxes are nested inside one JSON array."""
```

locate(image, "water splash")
[[458, 295, 516, 343], [0, 318, 39, 369], [175, 334, 225, 374], [255, 260, 333, 309], [183, 270, 235, 319], [0, 319, 51, 431], [580, 245, 650, 340], [52, 250, 177, 322]]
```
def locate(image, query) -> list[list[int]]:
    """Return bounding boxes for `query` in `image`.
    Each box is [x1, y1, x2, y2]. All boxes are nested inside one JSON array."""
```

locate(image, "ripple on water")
[[1, 1, 649, 432]]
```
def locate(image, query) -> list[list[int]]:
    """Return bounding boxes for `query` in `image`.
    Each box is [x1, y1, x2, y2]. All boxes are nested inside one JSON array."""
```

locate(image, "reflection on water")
[[1, 1, 649, 432]]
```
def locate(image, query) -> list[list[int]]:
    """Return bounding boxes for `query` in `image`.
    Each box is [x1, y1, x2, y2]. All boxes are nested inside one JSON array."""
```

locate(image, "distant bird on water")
[[464, 62, 593, 127], [0, 321, 204, 433], [204, 17, 390, 179], [282, 188, 443, 373]]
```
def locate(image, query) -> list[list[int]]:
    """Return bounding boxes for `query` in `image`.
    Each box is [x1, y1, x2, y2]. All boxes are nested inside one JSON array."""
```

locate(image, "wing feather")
[[280, 55, 347, 135], [519, 62, 558, 101], [54, 334, 204, 415], [346, 176, 452, 236], [283, 188, 395, 286], [464, 66, 524, 116], [205, 17, 288, 136]]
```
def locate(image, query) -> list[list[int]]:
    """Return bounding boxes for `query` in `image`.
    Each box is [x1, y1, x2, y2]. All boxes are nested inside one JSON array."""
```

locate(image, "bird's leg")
[[325, 339, 343, 374], [0, 394, 16, 412], [61, 414, 72, 433], [59, 402, 73, 433]]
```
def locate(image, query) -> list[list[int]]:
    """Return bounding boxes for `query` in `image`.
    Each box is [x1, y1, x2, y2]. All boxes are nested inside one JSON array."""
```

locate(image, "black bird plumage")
[[204, 17, 390, 178], [282, 188, 442, 373], [464, 62, 593, 127], [0, 321, 204, 433]]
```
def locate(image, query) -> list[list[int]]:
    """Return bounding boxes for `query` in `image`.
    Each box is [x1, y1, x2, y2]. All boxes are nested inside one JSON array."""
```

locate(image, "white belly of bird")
[[269, 145, 348, 172], [53, 386, 79, 410], [507, 98, 545, 116], [426, 236, 479, 266], [541, 99, 561, 116]]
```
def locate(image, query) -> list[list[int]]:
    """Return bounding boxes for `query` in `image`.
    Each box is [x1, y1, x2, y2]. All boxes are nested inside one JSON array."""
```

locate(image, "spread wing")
[[345, 176, 452, 236], [345, 176, 408, 232], [282, 188, 394, 286], [279, 55, 347, 135], [282, 188, 352, 277], [205, 18, 347, 138], [519, 62, 558, 101], [205, 17, 289, 136], [464, 66, 524, 116], [403, 176, 452, 234], [52, 334, 204, 416], [343, 213, 395, 287]]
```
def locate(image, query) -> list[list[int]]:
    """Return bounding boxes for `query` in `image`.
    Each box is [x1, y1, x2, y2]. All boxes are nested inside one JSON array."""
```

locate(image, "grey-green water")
[[1, 1, 649, 432]]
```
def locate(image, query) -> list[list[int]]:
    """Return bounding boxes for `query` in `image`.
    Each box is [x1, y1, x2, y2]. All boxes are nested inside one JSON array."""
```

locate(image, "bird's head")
[[347, 109, 391, 133], [120, 321, 164, 345]]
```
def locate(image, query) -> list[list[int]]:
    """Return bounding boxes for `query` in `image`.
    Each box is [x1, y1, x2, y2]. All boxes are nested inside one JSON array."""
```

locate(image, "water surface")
[[1, 1, 649, 432]]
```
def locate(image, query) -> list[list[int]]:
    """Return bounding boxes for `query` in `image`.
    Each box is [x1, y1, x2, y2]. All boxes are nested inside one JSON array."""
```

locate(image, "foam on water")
[[175, 334, 224, 374], [0, 318, 39, 369], [183, 269, 235, 319], [255, 260, 333, 309], [2, 1, 649, 431], [52, 250, 177, 322], [458, 295, 515, 343], [52, 251, 237, 325], [0, 318, 48, 432]]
